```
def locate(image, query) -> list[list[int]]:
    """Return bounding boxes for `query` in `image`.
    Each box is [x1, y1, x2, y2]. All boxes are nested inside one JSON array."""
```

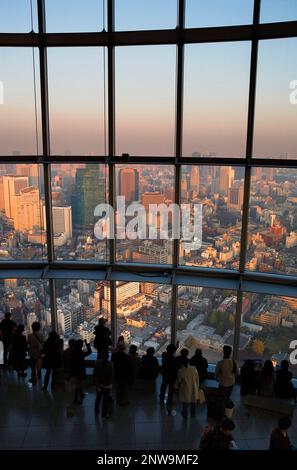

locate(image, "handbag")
[[197, 388, 206, 404]]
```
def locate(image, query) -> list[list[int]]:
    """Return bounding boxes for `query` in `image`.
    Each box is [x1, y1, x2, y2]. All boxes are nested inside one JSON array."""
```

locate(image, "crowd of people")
[[0, 314, 296, 450]]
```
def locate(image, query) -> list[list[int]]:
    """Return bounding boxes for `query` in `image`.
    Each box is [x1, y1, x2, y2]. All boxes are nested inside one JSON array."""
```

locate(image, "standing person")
[[240, 359, 258, 396], [141, 347, 159, 381], [112, 342, 132, 406], [160, 344, 179, 412], [175, 356, 199, 419], [0, 312, 17, 368], [189, 349, 208, 382], [62, 339, 76, 380], [215, 345, 238, 399], [93, 349, 113, 418], [93, 317, 111, 359], [200, 418, 236, 450], [275, 360, 295, 401], [269, 417, 294, 450], [129, 344, 141, 387], [177, 348, 189, 369], [71, 339, 92, 404], [27, 321, 44, 385], [42, 331, 62, 391], [10, 324, 28, 377], [258, 360, 276, 397]]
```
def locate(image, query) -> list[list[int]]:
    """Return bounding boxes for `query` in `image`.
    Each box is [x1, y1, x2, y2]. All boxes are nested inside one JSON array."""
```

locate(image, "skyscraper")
[[72, 165, 105, 228], [219, 166, 234, 196], [14, 186, 45, 231], [118, 168, 139, 204], [190, 165, 200, 192], [2, 175, 29, 219], [227, 184, 244, 211], [53, 206, 72, 238]]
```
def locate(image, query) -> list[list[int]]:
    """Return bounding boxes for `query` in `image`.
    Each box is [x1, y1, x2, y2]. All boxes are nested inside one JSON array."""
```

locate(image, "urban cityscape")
[[0, 158, 296, 372]]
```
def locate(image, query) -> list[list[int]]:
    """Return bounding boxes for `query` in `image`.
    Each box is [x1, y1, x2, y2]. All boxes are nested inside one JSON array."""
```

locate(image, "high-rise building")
[[118, 168, 139, 204], [190, 166, 200, 192], [141, 191, 166, 228], [14, 187, 44, 231], [219, 166, 234, 196], [53, 206, 72, 238], [72, 165, 105, 228], [2, 175, 29, 219], [227, 184, 244, 211]]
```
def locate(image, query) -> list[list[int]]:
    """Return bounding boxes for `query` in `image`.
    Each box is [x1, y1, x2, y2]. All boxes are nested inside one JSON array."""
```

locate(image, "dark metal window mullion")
[[233, 0, 261, 361], [171, 0, 185, 346], [107, 0, 117, 345], [37, 0, 57, 331]]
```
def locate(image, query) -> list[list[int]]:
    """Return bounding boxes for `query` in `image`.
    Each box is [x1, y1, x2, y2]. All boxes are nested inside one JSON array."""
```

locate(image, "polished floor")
[[0, 370, 296, 450]]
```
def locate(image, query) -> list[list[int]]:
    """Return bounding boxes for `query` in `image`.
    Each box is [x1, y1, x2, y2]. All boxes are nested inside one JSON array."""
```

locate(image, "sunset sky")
[[0, 0, 296, 157]]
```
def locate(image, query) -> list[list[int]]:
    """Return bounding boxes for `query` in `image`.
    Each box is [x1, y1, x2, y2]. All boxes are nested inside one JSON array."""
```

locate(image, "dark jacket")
[[189, 354, 208, 382], [71, 343, 92, 380], [275, 369, 294, 399], [269, 428, 292, 450], [10, 332, 28, 370], [94, 324, 111, 351], [112, 351, 132, 383], [42, 336, 62, 369], [141, 355, 159, 380], [200, 425, 233, 450], [0, 319, 17, 343], [161, 352, 178, 383]]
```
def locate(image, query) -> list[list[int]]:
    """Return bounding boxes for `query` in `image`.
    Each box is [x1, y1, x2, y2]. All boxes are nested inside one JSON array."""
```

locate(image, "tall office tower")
[[14, 186, 45, 231], [52, 206, 72, 238], [72, 165, 105, 228], [0, 176, 4, 211], [141, 191, 166, 228], [102, 281, 139, 317], [219, 166, 234, 196], [190, 165, 200, 192], [2, 175, 29, 218], [16, 164, 40, 187], [227, 184, 244, 211], [118, 168, 139, 204]]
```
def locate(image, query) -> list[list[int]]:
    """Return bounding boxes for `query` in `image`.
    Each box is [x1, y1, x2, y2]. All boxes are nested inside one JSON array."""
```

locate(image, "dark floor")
[[0, 370, 296, 450]]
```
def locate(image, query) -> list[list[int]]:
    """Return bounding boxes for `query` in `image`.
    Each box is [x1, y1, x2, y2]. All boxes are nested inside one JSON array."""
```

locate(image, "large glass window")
[[0, 164, 46, 260], [51, 164, 108, 262], [183, 43, 250, 158], [185, 0, 253, 28], [47, 48, 107, 156], [253, 38, 297, 159], [0, 279, 51, 338], [246, 168, 297, 276], [115, 0, 177, 31], [0, 1, 38, 33], [177, 286, 237, 364], [115, 46, 176, 156], [239, 293, 297, 376], [115, 281, 171, 355], [115, 164, 174, 264], [260, 0, 297, 23], [0, 48, 42, 156], [179, 166, 243, 269], [56, 279, 110, 350], [45, 0, 106, 32]]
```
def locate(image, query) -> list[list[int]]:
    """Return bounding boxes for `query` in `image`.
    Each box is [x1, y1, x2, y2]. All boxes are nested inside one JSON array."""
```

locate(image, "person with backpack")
[[199, 418, 236, 450], [215, 345, 238, 398]]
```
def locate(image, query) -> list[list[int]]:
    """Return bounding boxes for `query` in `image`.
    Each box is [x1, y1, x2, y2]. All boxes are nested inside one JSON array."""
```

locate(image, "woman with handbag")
[[174, 355, 200, 419]]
